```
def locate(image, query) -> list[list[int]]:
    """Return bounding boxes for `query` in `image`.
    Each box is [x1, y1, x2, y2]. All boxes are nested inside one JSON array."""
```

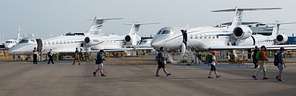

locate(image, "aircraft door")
[[36, 39, 43, 52]]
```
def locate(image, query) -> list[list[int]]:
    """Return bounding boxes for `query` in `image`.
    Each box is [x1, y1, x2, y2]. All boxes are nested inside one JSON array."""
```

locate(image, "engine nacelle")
[[124, 35, 141, 46], [232, 26, 253, 39], [83, 37, 100, 46], [276, 34, 288, 44], [125, 35, 132, 43]]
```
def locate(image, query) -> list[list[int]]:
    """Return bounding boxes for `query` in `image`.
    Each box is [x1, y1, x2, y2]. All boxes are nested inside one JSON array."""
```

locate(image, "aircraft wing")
[[50, 47, 77, 53], [88, 47, 154, 53], [208, 45, 296, 50]]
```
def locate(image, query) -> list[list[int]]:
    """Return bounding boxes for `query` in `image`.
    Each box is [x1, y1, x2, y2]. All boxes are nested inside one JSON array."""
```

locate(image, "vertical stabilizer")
[[270, 21, 280, 38], [17, 26, 21, 41], [270, 21, 296, 38], [212, 7, 281, 28], [125, 22, 159, 46], [87, 17, 122, 35]]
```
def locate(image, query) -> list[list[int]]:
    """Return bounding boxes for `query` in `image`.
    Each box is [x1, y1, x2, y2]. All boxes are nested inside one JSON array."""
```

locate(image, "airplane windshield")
[[19, 40, 29, 43], [157, 30, 162, 34], [5, 41, 13, 43], [161, 30, 171, 34], [157, 30, 171, 34]]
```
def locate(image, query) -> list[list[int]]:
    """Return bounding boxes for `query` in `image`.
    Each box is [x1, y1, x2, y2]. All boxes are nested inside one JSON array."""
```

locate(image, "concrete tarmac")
[[0, 59, 296, 96]]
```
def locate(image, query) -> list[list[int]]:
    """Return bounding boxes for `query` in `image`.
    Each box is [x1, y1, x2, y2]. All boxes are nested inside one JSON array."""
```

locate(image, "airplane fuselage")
[[151, 26, 232, 51]]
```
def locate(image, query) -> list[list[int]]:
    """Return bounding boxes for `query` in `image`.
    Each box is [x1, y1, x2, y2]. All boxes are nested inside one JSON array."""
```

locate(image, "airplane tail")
[[212, 7, 281, 28], [126, 22, 159, 35], [87, 17, 122, 34], [125, 22, 159, 46], [17, 26, 21, 41], [270, 21, 296, 38]]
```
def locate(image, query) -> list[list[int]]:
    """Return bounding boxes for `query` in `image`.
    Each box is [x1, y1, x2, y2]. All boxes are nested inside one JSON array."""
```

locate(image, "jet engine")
[[124, 35, 140, 46], [276, 34, 288, 44], [125, 35, 132, 43], [83, 37, 100, 46], [232, 26, 253, 39]]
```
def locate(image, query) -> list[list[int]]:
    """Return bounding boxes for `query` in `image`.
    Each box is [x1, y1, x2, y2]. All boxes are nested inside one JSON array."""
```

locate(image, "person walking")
[[79, 48, 83, 61], [155, 47, 171, 77], [252, 45, 269, 80], [72, 47, 81, 65], [276, 47, 287, 81], [93, 50, 106, 77], [33, 47, 38, 64], [208, 50, 221, 78], [47, 48, 54, 64], [252, 46, 259, 68]]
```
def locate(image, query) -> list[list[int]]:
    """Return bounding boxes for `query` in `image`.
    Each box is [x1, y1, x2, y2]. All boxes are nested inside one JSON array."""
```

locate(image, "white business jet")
[[84, 22, 158, 51], [7, 17, 121, 55], [1, 27, 22, 49], [236, 21, 296, 46], [151, 7, 296, 63], [150, 7, 296, 51]]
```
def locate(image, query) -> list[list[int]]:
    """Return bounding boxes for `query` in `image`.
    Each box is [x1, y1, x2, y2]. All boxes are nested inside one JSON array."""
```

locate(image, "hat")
[[280, 47, 285, 51], [212, 51, 216, 55]]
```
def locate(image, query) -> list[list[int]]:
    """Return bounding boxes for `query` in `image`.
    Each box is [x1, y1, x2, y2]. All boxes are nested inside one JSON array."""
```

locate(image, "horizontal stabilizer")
[[124, 22, 160, 25], [212, 8, 281, 12]]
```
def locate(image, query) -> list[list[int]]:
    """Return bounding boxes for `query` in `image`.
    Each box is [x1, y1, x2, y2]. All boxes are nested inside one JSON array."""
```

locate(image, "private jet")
[[0, 27, 22, 50], [151, 7, 296, 51], [150, 7, 296, 63]]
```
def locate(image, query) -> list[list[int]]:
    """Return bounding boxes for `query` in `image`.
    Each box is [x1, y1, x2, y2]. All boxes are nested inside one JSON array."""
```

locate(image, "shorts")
[[97, 63, 104, 70], [277, 63, 284, 72], [158, 62, 165, 69], [210, 64, 217, 71]]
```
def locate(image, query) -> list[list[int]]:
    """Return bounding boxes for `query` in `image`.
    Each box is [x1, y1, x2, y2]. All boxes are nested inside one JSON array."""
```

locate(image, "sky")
[[1, 0, 296, 42]]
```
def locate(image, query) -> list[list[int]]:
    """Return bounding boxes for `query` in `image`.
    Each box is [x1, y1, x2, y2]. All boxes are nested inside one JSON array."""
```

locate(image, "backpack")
[[207, 55, 213, 64], [255, 51, 261, 60], [273, 52, 282, 66]]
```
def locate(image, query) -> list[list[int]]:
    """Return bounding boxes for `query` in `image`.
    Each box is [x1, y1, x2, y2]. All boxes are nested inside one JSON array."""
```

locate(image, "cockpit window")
[[157, 30, 162, 34], [161, 30, 171, 34], [157, 30, 171, 34], [6, 41, 12, 43], [19, 40, 29, 43]]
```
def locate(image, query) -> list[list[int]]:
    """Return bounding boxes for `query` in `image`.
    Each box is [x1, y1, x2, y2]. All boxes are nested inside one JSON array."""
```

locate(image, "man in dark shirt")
[[93, 50, 106, 77], [33, 47, 38, 64], [181, 30, 187, 47], [155, 47, 171, 77], [72, 47, 81, 65], [252, 46, 259, 68], [47, 48, 54, 64]]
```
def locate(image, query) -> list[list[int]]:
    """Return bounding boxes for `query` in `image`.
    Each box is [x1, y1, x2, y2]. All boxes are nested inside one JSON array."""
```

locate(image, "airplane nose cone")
[[151, 41, 162, 49]]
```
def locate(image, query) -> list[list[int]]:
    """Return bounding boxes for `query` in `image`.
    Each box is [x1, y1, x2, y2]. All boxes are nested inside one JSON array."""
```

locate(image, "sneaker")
[[155, 74, 160, 77], [216, 75, 221, 78], [278, 79, 284, 82], [263, 77, 268, 80], [166, 73, 171, 76], [101, 74, 106, 77], [208, 76, 213, 78], [93, 72, 96, 76], [252, 75, 257, 80]]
